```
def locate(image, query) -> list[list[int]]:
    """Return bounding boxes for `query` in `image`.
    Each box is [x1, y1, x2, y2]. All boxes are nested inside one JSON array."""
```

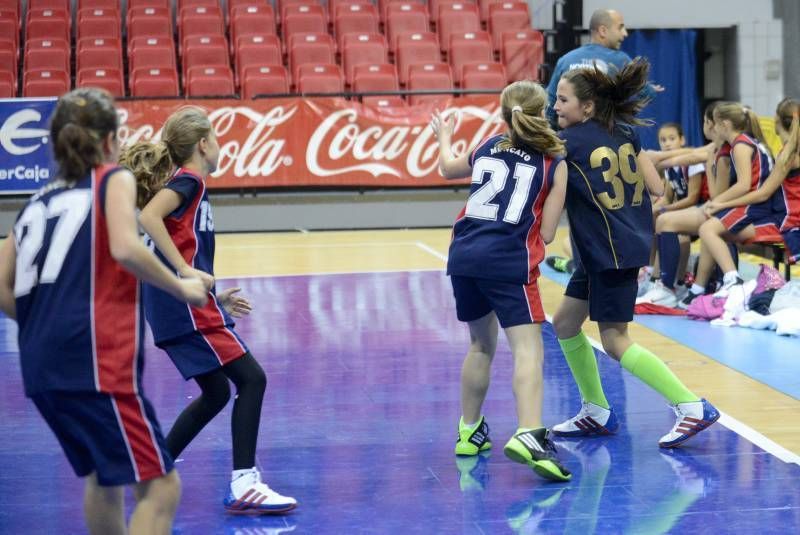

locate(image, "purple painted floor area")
[[1, 270, 799, 534]]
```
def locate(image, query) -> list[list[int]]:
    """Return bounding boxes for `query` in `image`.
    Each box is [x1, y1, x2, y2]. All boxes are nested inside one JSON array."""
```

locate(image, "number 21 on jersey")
[[465, 157, 538, 225]]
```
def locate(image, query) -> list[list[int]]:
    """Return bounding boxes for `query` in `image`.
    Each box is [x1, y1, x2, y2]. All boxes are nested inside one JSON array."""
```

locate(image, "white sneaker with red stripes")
[[551, 401, 619, 437], [659, 398, 720, 448], [224, 467, 297, 514]]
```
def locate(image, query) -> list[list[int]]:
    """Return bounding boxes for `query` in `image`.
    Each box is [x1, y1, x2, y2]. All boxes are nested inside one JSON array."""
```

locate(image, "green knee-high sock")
[[558, 332, 609, 409], [620, 344, 699, 405]]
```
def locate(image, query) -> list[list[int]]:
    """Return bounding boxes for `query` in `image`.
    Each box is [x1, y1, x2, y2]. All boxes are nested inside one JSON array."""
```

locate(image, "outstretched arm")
[[430, 111, 473, 179]]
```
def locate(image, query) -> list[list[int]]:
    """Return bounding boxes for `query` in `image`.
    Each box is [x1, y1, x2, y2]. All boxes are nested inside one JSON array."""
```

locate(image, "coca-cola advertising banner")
[[0, 96, 505, 194]]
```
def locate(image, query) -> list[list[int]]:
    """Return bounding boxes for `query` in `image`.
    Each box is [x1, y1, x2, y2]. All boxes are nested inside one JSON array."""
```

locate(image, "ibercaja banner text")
[[1, 96, 505, 193]]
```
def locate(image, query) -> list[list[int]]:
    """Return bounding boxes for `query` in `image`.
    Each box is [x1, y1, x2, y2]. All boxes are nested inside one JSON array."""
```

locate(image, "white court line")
[[415, 241, 449, 262], [567, 314, 800, 466], [216, 267, 443, 280], [221, 235, 800, 466], [218, 241, 423, 250]]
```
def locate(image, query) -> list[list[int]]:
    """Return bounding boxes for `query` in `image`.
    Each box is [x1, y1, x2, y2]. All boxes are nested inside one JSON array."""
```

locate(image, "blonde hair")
[[497, 81, 565, 157], [713, 101, 772, 157], [120, 106, 212, 208]]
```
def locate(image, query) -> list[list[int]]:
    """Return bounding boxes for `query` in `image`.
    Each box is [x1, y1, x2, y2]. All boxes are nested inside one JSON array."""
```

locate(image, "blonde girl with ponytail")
[[431, 80, 572, 482]]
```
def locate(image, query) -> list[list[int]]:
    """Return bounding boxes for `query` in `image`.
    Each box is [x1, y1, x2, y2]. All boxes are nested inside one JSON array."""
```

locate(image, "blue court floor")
[[1, 270, 799, 534]]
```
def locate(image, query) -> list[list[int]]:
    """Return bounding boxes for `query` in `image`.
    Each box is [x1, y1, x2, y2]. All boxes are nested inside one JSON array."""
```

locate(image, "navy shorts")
[[158, 326, 249, 380], [565, 264, 639, 323], [32, 390, 173, 486], [717, 205, 785, 235], [782, 228, 800, 264], [451, 275, 545, 328]]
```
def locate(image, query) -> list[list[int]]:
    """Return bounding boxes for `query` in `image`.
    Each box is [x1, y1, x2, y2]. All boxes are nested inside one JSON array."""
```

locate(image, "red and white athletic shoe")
[[552, 401, 619, 437], [659, 399, 720, 448], [224, 468, 297, 514]]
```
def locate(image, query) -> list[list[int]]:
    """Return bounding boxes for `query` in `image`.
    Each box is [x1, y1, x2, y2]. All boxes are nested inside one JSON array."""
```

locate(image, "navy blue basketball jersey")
[[665, 163, 704, 201], [142, 168, 234, 344], [560, 120, 653, 271], [447, 135, 561, 284], [14, 165, 144, 396]]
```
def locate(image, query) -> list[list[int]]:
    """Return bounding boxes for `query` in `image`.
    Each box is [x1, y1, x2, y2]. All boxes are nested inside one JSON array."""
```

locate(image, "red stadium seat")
[[386, 3, 429, 53], [127, 35, 174, 59], [296, 64, 344, 93], [0, 46, 16, 88], [395, 32, 440, 85], [501, 29, 543, 81], [230, 5, 277, 58], [127, 0, 170, 10], [130, 67, 180, 97], [25, 37, 68, 53], [342, 33, 388, 86], [289, 33, 336, 81], [353, 63, 399, 93], [129, 41, 177, 73], [0, 0, 18, 17], [449, 31, 493, 84], [241, 65, 289, 98], [77, 7, 121, 40], [283, 5, 327, 42], [437, 3, 481, 53], [26, 8, 70, 42], [478, 0, 504, 22], [79, 0, 118, 9], [24, 47, 69, 78], [488, 2, 530, 50], [28, 0, 69, 10], [228, 0, 270, 19], [79, 36, 122, 56], [183, 37, 230, 80], [186, 65, 236, 97], [235, 34, 282, 85], [334, 4, 380, 49], [0, 70, 14, 97], [407, 63, 453, 105], [178, 0, 218, 8], [77, 41, 123, 73], [0, 16, 18, 51], [76, 67, 124, 96], [430, 0, 474, 24], [127, 7, 172, 40], [461, 61, 506, 89], [23, 69, 69, 97], [329, 0, 372, 18], [179, 5, 225, 46]]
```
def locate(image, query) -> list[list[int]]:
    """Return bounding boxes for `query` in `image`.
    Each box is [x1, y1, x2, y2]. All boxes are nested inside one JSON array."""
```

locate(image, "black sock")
[[223, 353, 267, 470], [166, 369, 231, 459]]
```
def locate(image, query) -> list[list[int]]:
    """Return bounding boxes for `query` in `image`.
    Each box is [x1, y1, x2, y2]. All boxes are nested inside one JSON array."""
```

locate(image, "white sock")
[[690, 283, 705, 295], [460, 416, 480, 431], [231, 467, 258, 497], [232, 468, 253, 482], [722, 271, 741, 285]]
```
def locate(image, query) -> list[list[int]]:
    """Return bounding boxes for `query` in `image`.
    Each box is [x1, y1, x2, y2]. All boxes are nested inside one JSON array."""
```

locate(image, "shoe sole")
[[455, 442, 492, 456], [504, 446, 571, 482], [659, 412, 720, 448], [225, 503, 297, 515]]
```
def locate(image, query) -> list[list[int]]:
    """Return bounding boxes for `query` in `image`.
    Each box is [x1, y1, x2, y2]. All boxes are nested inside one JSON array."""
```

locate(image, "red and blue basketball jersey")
[[142, 168, 234, 344], [447, 135, 560, 285], [14, 165, 144, 396], [780, 167, 800, 231], [561, 120, 653, 271], [731, 133, 773, 192]]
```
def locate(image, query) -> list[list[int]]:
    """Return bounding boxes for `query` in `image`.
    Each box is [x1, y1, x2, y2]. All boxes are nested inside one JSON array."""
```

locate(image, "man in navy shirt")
[[546, 9, 664, 128]]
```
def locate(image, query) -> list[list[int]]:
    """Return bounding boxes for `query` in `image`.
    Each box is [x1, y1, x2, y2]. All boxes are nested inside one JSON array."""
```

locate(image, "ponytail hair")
[[497, 80, 565, 157], [714, 101, 773, 157], [50, 88, 118, 183], [119, 141, 174, 208], [561, 57, 653, 132], [775, 97, 800, 133], [120, 106, 213, 208]]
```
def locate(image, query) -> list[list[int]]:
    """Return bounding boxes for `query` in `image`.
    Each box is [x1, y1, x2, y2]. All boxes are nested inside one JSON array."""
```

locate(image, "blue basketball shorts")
[[158, 326, 249, 380], [565, 264, 639, 323], [32, 390, 173, 486], [451, 275, 545, 328]]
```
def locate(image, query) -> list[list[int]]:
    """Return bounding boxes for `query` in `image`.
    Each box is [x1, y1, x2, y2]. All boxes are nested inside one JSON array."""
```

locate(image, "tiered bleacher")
[[0, 0, 544, 99]]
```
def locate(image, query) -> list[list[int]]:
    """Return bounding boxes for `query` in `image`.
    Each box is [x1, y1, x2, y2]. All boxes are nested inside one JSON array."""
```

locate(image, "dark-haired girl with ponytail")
[[550, 58, 720, 448], [431, 80, 571, 481]]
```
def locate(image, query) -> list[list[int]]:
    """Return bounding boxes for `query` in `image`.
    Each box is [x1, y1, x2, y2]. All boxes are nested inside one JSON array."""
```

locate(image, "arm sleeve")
[[165, 176, 200, 218]]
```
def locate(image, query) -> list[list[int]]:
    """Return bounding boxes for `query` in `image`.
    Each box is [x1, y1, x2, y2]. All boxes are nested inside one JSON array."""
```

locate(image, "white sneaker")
[[712, 277, 744, 297], [637, 278, 655, 298], [552, 401, 619, 436], [635, 281, 678, 307], [674, 284, 689, 303], [659, 399, 720, 448], [224, 468, 297, 514]]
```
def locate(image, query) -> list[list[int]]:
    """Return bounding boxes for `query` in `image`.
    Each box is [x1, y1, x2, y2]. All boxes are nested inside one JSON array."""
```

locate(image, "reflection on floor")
[[1, 271, 798, 533]]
